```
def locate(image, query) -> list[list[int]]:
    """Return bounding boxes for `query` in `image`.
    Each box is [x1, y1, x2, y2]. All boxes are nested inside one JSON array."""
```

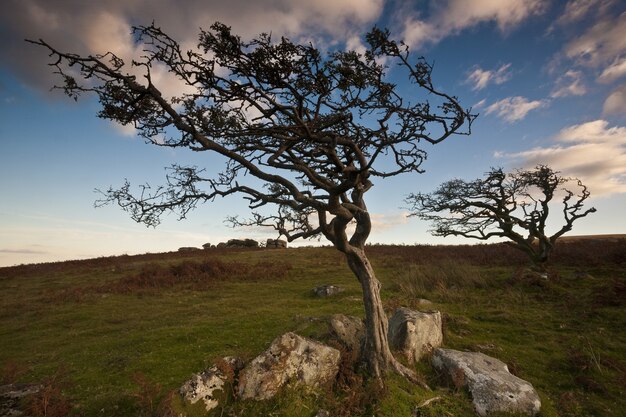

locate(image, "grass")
[[0, 241, 625, 416]]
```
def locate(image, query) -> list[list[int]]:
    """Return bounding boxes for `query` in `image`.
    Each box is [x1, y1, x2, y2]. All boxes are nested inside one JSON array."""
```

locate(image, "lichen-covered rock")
[[432, 348, 541, 416], [388, 307, 443, 362], [312, 285, 344, 297], [180, 357, 244, 412], [237, 332, 340, 400], [329, 314, 364, 353]]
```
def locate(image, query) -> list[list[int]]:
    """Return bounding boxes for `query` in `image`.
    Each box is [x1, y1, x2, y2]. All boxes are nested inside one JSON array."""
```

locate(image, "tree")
[[406, 165, 596, 271], [30, 23, 474, 382]]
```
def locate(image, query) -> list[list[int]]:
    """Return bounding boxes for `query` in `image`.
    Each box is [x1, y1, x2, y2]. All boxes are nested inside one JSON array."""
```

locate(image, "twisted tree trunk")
[[345, 248, 427, 387]]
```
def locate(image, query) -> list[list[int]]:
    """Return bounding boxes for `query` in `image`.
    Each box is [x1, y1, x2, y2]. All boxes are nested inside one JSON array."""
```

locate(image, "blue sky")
[[1, 0, 625, 266]]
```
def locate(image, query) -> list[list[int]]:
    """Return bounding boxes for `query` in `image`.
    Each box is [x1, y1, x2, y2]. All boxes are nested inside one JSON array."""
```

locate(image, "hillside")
[[1, 239, 625, 416]]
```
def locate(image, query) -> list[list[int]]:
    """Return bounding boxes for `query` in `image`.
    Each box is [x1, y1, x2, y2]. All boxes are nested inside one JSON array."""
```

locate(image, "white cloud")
[[498, 120, 626, 196], [551, 70, 587, 97], [402, 0, 546, 47], [598, 57, 626, 83], [467, 63, 512, 91], [485, 96, 546, 122], [603, 84, 626, 117]]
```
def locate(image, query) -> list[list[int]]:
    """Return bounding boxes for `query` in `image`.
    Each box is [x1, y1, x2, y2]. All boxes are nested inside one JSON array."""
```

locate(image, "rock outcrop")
[[237, 332, 340, 400], [388, 307, 443, 362], [179, 357, 244, 412], [432, 348, 541, 416], [227, 239, 259, 248], [178, 246, 201, 252], [266, 239, 287, 249]]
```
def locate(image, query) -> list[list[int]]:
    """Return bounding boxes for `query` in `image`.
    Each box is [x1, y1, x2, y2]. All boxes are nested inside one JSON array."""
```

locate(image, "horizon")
[[2, 0, 626, 267]]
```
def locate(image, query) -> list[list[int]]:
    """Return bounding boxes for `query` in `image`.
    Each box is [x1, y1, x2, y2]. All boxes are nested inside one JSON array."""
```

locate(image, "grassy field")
[[1, 240, 625, 416]]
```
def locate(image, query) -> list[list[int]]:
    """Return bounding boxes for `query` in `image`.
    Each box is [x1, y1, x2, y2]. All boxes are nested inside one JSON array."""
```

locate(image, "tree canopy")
[[30, 22, 474, 381], [406, 165, 597, 269]]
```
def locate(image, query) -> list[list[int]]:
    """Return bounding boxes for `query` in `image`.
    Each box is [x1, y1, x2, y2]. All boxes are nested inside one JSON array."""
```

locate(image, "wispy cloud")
[[497, 119, 626, 196], [551, 70, 587, 98], [401, 0, 545, 47], [0, 248, 48, 255], [485, 96, 546, 123], [467, 64, 512, 91], [598, 57, 626, 83], [564, 12, 626, 68]]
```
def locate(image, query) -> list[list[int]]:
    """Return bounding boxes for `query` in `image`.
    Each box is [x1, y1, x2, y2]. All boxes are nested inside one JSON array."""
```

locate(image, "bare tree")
[[30, 23, 474, 382], [406, 165, 596, 271]]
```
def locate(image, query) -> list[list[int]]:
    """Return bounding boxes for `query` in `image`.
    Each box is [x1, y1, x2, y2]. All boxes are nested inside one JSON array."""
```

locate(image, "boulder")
[[266, 239, 287, 249], [312, 285, 344, 297], [216, 242, 227, 248], [202, 243, 213, 250], [237, 332, 341, 400], [432, 348, 541, 416], [388, 307, 443, 362], [179, 357, 244, 412], [328, 314, 364, 352]]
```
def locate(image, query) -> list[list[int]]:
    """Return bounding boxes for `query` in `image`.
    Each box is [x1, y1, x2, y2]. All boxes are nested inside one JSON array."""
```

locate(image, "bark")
[[345, 248, 429, 389]]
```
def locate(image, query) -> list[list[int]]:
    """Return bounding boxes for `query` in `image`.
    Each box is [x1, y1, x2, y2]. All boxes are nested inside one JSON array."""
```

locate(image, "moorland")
[[1, 238, 625, 416]]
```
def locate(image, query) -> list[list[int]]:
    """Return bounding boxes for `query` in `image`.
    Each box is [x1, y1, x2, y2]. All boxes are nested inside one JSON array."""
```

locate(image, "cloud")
[[598, 57, 626, 83], [0, 0, 384, 92], [497, 120, 626, 196], [550, 70, 587, 98], [563, 11, 626, 68], [402, 0, 545, 47], [603, 84, 626, 117], [467, 63, 512, 91], [554, 0, 616, 27], [485, 96, 546, 122], [0, 248, 48, 255]]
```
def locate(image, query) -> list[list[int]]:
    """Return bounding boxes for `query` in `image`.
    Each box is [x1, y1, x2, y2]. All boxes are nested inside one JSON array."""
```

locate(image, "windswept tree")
[[406, 165, 596, 271], [30, 23, 474, 382]]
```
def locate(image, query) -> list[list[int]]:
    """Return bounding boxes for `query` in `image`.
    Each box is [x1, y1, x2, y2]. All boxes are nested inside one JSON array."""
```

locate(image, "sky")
[[1, 0, 625, 267]]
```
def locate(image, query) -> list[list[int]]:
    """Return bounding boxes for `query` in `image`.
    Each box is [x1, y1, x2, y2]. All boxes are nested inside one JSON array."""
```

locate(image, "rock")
[[432, 348, 541, 416], [315, 410, 330, 417], [237, 332, 341, 400], [266, 239, 287, 249], [216, 242, 227, 248], [226, 239, 258, 248], [178, 246, 201, 252], [313, 285, 344, 297], [329, 314, 364, 352], [180, 357, 244, 412], [388, 308, 443, 362], [202, 243, 213, 249], [0, 384, 41, 416]]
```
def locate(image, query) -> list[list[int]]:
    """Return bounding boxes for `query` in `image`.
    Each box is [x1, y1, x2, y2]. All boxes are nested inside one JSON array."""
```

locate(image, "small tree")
[[30, 23, 474, 382], [406, 165, 596, 271]]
